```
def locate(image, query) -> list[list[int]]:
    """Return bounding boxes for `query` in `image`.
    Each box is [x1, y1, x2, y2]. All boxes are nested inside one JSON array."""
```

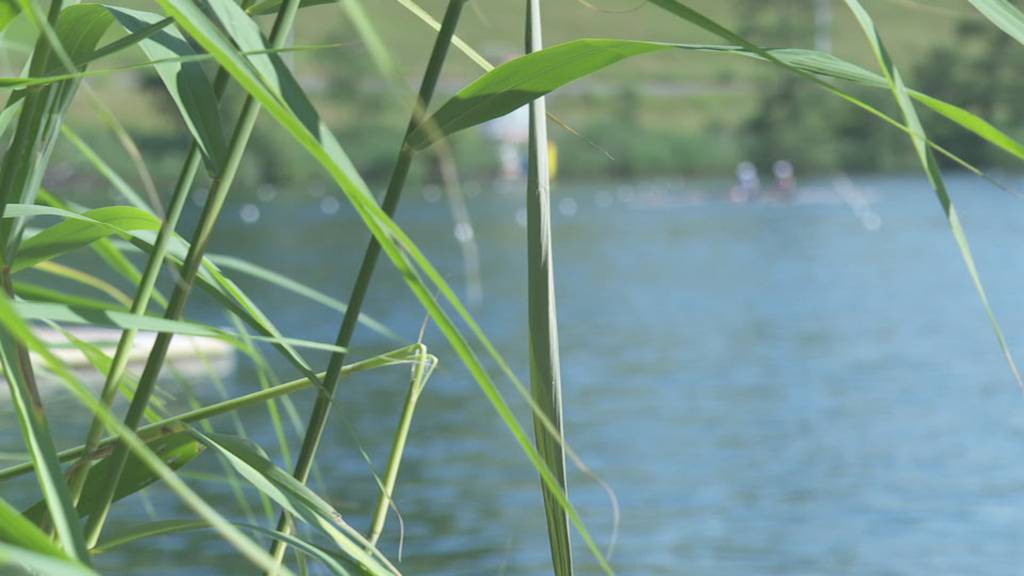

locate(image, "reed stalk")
[[524, 1, 573, 574], [367, 343, 434, 546]]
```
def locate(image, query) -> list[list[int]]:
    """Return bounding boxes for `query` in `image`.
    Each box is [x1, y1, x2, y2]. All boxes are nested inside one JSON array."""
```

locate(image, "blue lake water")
[[7, 172, 1024, 575]]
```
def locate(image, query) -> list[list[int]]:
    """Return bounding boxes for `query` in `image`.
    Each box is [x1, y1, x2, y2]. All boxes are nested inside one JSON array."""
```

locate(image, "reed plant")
[[1, 0, 1024, 574]]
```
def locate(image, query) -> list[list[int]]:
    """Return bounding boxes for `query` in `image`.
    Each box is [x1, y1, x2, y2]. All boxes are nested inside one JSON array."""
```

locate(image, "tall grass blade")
[[524, 2, 573, 574]]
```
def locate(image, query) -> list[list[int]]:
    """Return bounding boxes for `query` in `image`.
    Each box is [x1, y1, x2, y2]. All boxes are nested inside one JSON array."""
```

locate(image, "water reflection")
[[5, 174, 1024, 575]]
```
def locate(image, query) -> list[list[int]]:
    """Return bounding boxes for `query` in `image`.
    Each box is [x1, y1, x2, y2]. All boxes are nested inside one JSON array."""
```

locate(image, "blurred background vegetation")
[[10, 0, 1024, 195]]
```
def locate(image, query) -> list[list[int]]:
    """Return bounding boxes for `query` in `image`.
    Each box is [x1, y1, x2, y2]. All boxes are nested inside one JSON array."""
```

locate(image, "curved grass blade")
[[14, 205, 160, 272], [409, 37, 1024, 169], [408, 39, 663, 149], [838, 1, 1023, 387], [35, 188, 159, 308], [645, 0, 1022, 387]]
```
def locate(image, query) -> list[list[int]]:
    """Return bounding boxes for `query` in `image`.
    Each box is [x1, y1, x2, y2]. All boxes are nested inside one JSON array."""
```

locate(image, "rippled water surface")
[[7, 173, 1024, 575]]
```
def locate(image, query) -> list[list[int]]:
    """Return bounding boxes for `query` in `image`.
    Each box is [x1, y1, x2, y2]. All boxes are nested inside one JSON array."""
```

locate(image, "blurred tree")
[[739, 1, 848, 175], [913, 10, 1024, 169]]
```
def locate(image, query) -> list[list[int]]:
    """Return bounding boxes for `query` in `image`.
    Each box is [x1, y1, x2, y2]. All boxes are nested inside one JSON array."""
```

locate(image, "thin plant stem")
[[82, 0, 305, 547], [265, 0, 467, 567], [367, 344, 434, 546]]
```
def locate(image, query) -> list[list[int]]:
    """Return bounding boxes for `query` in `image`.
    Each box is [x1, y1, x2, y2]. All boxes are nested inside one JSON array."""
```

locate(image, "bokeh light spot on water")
[[454, 221, 474, 242], [320, 196, 341, 215], [239, 203, 260, 224]]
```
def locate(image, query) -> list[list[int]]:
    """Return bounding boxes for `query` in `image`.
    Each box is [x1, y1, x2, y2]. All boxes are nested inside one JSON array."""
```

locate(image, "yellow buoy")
[[548, 140, 559, 181]]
